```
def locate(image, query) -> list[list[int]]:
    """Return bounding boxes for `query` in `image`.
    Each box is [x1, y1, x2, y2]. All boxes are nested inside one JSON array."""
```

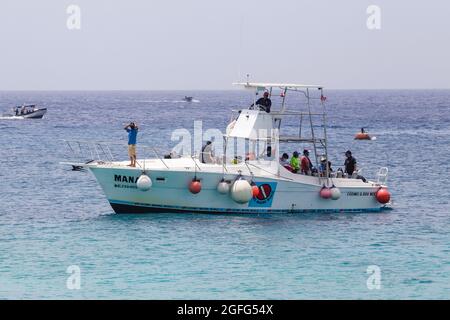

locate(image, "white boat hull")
[[2, 108, 47, 119], [22, 108, 47, 119], [87, 160, 388, 214]]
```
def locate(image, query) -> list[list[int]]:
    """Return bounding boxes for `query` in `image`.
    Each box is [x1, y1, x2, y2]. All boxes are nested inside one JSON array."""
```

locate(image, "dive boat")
[[2, 105, 47, 119], [65, 83, 391, 214]]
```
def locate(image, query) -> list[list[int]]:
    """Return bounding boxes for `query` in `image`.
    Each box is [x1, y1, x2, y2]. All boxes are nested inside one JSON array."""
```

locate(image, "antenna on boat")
[[237, 17, 243, 82]]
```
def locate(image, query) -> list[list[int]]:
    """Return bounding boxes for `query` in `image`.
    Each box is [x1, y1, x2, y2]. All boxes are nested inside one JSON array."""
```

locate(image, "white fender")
[[137, 174, 152, 191], [230, 179, 253, 204], [330, 187, 341, 200], [217, 180, 230, 194]]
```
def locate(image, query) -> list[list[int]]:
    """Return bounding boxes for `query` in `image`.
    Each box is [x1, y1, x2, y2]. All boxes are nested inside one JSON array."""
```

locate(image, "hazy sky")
[[0, 0, 449, 90]]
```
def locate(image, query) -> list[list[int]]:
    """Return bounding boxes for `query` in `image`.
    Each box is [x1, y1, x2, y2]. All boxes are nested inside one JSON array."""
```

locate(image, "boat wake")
[[0, 116, 25, 120]]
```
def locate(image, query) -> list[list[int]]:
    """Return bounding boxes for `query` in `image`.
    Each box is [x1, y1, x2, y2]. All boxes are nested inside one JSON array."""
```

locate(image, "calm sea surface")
[[0, 90, 449, 299]]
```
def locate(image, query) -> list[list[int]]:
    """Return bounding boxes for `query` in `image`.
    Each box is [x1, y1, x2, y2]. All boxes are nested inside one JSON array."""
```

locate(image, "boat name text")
[[346, 191, 376, 197], [114, 175, 139, 189]]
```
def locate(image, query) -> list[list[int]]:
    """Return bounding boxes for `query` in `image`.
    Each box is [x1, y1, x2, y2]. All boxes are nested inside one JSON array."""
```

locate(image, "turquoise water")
[[0, 90, 449, 299]]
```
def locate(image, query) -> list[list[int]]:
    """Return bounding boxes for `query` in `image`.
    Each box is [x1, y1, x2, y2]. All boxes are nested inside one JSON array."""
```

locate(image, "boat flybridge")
[[63, 82, 391, 214]]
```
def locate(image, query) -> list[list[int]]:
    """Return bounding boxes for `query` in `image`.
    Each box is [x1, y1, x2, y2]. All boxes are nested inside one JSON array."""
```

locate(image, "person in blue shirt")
[[124, 122, 138, 167], [319, 156, 333, 177]]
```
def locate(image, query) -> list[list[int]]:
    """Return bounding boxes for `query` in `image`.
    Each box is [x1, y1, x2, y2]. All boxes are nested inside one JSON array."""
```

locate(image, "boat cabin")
[[225, 82, 330, 177], [15, 104, 37, 116]]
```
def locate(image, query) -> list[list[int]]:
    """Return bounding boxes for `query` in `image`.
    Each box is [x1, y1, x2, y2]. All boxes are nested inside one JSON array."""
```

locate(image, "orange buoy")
[[376, 188, 391, 204], [189, 179, 202, 194], [319, 186, 332, 199], [252, 185, 260, 198], [355, 132, 371, 140]]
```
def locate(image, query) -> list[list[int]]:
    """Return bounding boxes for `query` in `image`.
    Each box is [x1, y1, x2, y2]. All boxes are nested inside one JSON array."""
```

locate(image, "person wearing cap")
[[254, 91, 272, 113], [300, 149, 313, 175], [344, 150, 357, 176], [290, 151, 300, 173], [319, 156, 333, 177]]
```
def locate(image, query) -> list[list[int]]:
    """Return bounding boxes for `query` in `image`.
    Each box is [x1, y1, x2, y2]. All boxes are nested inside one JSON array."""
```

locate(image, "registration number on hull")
[[347, 191, 376, 197]]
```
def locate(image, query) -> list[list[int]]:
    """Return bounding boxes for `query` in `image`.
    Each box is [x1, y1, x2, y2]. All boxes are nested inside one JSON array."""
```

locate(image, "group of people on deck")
[[14, 105, 35, 116], [280, 149, 315, 175], [280, 149, 358, 178]]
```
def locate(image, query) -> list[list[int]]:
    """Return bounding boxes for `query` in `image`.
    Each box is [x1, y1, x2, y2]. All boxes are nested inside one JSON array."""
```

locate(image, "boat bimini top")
[[233, 82, 324, 90]]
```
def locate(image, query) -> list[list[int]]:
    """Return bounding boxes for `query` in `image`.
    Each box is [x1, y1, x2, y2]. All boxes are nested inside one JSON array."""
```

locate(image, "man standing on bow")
[[124, 122, 138, 167]]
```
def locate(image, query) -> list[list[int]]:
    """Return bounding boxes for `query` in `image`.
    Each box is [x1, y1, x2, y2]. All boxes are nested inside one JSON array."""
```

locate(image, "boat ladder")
[[376, 167, 389, 185]]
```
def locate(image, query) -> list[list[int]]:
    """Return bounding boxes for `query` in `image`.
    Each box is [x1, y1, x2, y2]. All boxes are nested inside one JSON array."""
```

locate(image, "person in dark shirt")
[[254, 91, 272, 113], [201, 141, 214, 164], [344, 150, 357, 176]]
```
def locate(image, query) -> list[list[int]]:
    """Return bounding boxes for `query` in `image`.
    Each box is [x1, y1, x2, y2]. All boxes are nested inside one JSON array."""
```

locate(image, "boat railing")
[[231, 108, 324, 117], [246, 161, 294, 181], [139, 145, 171, 170], [190, 154, 202, 172], [62, 139, 171, 169], [377, 167, 389, 185], [64, 139, 115, 163]]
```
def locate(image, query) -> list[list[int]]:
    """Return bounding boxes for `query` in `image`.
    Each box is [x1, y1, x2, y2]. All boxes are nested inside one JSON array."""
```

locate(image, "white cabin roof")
[[228, 109, 274, 140], [233, 82, 323, 89]]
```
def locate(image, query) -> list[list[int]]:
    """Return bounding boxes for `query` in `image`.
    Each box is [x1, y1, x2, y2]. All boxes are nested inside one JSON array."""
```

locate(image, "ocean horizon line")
[[1, 88, 450, 92]]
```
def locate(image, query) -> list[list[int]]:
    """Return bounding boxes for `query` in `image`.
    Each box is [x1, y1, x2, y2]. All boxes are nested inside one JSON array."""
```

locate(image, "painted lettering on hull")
[[347, 192, 376, 197], [114, 175, 139, 189]]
